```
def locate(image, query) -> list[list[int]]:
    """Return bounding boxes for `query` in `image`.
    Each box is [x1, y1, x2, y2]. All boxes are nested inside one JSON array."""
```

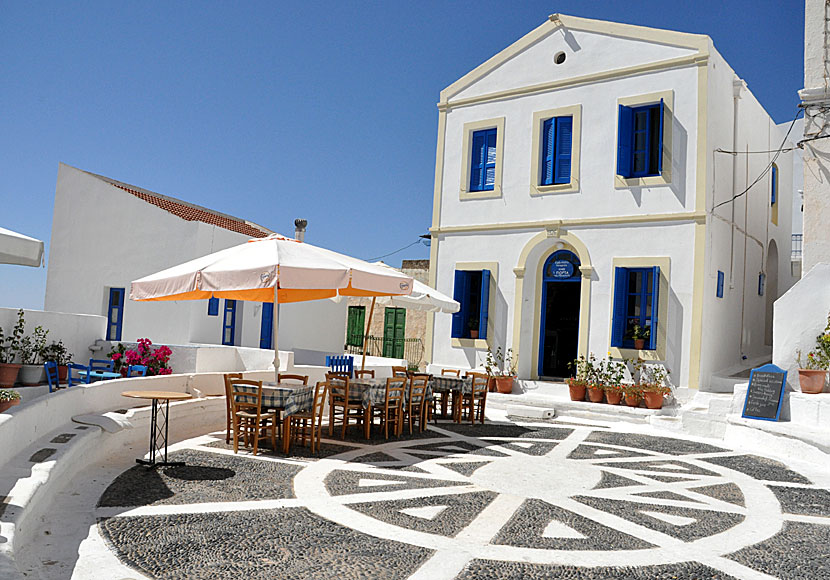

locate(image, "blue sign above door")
[[551, 260, 574, 279]]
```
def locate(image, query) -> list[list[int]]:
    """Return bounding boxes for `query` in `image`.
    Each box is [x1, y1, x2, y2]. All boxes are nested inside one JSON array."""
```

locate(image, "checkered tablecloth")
[[345, 377, 390, 408], [233, 382, 315, 417], [430, 375, 473, 395]]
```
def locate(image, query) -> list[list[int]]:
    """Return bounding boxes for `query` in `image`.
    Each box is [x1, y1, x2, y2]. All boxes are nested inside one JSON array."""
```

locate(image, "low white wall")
[[0, 308, 106, 366], [772, 263, 830, 389], [111, 342, 287, 374]]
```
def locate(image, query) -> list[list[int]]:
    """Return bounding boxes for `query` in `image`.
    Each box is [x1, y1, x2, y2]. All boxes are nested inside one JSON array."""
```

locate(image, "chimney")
[[294, 218, 307, 242]]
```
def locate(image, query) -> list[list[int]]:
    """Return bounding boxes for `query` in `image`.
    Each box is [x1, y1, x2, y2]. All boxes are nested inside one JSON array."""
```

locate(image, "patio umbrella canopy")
[[130, 234, 414, 377], [0, 226, 44, 267]]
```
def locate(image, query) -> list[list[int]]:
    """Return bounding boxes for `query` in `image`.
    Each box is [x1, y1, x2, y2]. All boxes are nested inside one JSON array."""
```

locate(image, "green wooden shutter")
[[394, 308, 406, 358], [346, 306, 365, 347]]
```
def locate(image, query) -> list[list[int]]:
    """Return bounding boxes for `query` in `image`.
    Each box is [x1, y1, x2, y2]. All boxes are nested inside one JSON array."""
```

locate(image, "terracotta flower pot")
[[58, 365, 68, 381], [643, 391, 665, 409], [798, 369, 827, 394], [568, 383, 586, 401], [634, 339, 646, 350], [0, 363, 21, 388], [469, 330, 479, 339], [587, 386, 604, 403], [494, 376, 514, 394], [606, 390, 622, 405], [0, 398, 20, 413], [624, 393, 641, 407]]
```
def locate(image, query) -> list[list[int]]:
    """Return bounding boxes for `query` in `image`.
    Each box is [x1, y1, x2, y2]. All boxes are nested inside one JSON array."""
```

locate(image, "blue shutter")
[[107, 288, 125, 341], [771, 165, 777, 205], [484, 129, 497, 189], [478, 269, 491, 340], [542, 118, 555, 185], [207, 297, 219, 316], [758, 273, 765, 296], [554, 116, 572, 184], [611, 268, 627, 347], [451, 270, 468, 338], [470, 132, 485, 191], [649, 266, 660, 350], [717, 271, 724, 298], [260, 302, 274, 349], [617, 105, 634, 178], [657, 99, 665, 174]]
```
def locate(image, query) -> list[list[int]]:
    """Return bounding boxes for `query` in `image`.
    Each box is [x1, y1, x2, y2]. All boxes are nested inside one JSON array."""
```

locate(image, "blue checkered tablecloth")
[[430, 375, 473, 395], [342, 377, 390, 408], [233, 382, 315, 417]]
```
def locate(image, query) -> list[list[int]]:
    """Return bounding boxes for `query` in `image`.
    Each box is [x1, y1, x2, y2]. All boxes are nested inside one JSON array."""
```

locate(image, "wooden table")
[[122, 390, 192, 466]]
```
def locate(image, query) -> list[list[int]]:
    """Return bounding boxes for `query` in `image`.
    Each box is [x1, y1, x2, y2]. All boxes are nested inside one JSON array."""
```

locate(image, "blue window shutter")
[[617, 105, 634, 178], [107, 288, 125, 341], [717, 271, 724, 298], [470, 132, 485, 191], [611, 268, 627, 347], [554, 116, 572, 184], [657, 99, 665, 174], [771, 165, 777, 205], [451, 270, 467, 338], [649, 266, 660, 350], [207, 297, 219, 316], [260, 302, 274, 349], [483, 129, 497, 189], [478, 269, 491, 340], [542, 118, 555, 185]]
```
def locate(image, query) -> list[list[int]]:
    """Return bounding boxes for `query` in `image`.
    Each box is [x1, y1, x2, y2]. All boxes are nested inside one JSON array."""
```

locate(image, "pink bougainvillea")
[[108, 339, 173, 376]]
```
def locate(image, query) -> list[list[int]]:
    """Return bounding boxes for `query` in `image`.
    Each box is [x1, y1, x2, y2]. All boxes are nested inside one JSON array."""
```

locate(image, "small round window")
[[554, 51, 566, 65]]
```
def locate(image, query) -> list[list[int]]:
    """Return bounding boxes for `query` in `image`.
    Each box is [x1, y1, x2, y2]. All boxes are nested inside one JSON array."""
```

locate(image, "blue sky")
[[0, 1, 804, 310]]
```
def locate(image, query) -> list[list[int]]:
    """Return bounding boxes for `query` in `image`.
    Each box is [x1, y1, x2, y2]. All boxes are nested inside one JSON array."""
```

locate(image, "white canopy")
[[0, 227, 44, 267], [371, 262, 459, 313]]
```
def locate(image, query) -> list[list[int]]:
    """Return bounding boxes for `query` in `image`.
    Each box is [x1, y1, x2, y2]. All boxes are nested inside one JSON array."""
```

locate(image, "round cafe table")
[[122, 390, 192, 466]]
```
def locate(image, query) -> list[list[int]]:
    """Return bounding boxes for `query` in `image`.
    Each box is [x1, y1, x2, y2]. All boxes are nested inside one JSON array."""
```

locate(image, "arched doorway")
[[765, 240, 778, 346], [538, 250, 581, 378]]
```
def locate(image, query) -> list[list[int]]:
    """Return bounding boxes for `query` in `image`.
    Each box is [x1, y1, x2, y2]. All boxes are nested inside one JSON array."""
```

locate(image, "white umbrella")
[[358, 262, 460, 371], [0, 227, 44, 267], [130, 234, 414, 378]]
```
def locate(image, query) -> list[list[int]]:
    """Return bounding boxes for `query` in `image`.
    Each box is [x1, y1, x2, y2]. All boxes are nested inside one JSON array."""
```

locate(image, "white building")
[[45, 163, 346, 356], [426, 14, 795, 390]]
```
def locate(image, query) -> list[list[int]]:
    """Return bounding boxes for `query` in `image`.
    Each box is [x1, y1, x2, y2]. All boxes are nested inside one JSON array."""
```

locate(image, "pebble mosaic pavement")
[[94, 420, 830, 579]]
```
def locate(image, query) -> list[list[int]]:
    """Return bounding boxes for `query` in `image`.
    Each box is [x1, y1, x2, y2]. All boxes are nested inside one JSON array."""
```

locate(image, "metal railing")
[[792, 233, 803, 260], [345, 335, 424, 365]]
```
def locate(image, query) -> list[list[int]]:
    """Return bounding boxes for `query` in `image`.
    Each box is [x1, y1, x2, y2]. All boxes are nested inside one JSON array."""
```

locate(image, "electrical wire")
[[365, 239, 423, 262], [711, 111, 802, 211]]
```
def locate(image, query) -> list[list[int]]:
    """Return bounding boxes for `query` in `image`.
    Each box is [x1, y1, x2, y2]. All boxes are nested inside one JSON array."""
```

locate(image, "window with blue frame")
[[207, 297, 219, 316], [451, 269, 491, 340], [106, 287, 125, 341], [260, 302, 274, 349], [617, 100, 664, 178], [758, 273, 765, 296], [771, 164, 778, 205], [717, 271, 725, 298], [611, 267, 659, 350], [469, 128, 497, 192], [541, 116, 573, 185], [222, 299, 237, 346]]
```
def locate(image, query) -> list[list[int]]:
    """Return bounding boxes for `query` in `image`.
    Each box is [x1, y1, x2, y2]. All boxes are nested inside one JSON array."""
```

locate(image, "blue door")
[[260, 302, 273, 349], [222, 300, 237, 346], [538, 251, 581, 378], [106, 288, 125, 341]]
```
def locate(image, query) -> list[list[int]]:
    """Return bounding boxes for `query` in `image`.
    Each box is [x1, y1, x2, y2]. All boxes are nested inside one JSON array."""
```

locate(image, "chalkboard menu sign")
[[741, 364, 787, 421]]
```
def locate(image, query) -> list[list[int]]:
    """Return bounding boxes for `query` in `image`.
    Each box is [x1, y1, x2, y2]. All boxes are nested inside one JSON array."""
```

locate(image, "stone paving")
[[88, 419, 830, 579]]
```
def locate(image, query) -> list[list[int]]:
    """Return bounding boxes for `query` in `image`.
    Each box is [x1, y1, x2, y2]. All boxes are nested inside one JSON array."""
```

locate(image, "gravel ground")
[[689, 483, 745, 507], [324, 469, 468, 497], [727, 521, 830, 579], [700, 455, 813, 484], [585, 432, 727, 455], [769, 485, 830, 516], [457, 560, 737, 579], [594, 471, 641, 489], [567, 444, 649, 460], [595, 459, 721, 477]]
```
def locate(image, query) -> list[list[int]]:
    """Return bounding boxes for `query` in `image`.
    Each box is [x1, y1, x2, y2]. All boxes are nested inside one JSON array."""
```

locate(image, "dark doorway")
[[538, 250, 581, 378]]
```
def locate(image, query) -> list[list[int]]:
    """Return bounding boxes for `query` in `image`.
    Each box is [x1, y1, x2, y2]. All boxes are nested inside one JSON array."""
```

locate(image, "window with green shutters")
[[346, 306, 366, 347], [382, 307, 406, 358]]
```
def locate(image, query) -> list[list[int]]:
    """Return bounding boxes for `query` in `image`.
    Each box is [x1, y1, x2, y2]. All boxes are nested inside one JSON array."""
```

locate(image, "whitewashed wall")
[[0, 307, 106, 365]]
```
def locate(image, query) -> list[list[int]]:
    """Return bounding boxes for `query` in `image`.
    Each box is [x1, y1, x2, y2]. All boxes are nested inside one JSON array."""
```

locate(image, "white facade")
[[45, 164, 346, 355], [427, 15, 794, 390]]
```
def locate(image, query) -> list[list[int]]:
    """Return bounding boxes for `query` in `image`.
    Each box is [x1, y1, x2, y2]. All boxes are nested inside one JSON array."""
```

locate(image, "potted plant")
[[468, 318, 479, 340], [567, 354, 595, 401], [484, 346, 516, 394], [604, 383, 624, 405], [796, 312, 830, 394], [0, 310, 26, 387], [639, 363, 670, 409], [43, 340, 73, 381], [587, 357, 605, 403], [602, 358, 626, 405], [623, 383, 642, 407], [631, 324, 650, 350], [0, 389, 20, 413], [18, 325, 49, 386]]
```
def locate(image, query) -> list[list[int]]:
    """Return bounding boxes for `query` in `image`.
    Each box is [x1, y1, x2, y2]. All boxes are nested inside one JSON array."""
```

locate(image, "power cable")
[[365, 238, 424, 262], [711, 111, 801, 211]]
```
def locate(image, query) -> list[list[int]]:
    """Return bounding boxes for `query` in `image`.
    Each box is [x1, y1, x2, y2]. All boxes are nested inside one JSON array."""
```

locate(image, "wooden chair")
[[287, 381, 328, 454], [457, 372, 489, 424], [278, 373, 309, 384], [392, 366, 408, 377], [354, 369, 375, 378], [223, 373, 243, 443], [327, 373, 364, 438], [431, 369, 460, 422], [405, 373, 430, 434], [373, 377, 406, 439], [231, 379, 278, 456], [441, 368, 461, 376]]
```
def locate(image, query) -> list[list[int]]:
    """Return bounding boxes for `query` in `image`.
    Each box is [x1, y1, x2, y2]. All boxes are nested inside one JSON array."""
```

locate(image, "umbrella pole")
[[360, 296, 376, 372], [273, 286, 280, 382]]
